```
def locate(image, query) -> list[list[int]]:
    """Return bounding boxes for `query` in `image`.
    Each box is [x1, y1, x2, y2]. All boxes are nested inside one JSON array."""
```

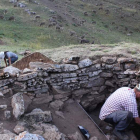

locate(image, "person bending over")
[[99, 85, 140, 140], [4, 51, 18, 67]]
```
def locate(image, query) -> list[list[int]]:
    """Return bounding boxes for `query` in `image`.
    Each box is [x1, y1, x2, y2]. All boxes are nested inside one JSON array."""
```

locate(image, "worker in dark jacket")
[[4, 51, 18, 67]]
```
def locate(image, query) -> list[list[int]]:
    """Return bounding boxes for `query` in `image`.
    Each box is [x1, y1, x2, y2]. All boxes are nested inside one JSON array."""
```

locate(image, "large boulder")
[[3, 66, 21, 77], [11, 93, 25, 119], [24, 108, 52, 125]]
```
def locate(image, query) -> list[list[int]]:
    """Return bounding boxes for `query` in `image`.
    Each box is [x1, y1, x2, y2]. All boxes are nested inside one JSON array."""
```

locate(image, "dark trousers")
[[104, 110, 133, 131], [7, 56, 18, 65]]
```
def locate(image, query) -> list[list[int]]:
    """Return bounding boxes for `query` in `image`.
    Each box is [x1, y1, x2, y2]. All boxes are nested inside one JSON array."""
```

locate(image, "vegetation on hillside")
[[0, 0, 140, 53]]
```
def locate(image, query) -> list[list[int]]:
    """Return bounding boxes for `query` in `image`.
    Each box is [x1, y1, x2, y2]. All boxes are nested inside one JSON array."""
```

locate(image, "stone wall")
[[0, 56, 140, 112]]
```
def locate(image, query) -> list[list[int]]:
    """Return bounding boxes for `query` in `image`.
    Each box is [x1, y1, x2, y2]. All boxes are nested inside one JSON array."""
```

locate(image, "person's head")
[[0, 52, 5, 59], [134, 84, 140, 99]]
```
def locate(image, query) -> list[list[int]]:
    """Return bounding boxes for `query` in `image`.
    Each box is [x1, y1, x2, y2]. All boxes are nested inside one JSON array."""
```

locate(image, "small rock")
[[23, 68, 33, 74], [55, 111, 65, 119], [4, 111, 11, 119], [0, 92, 4, 97], [14, 124, 25, 134], [0, 105, 7, 110], [105, 125, 113, 130], [49, 100, 64, 110]]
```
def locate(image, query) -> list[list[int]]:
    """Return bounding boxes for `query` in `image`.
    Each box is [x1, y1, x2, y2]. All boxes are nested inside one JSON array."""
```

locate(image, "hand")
[[134, 117, 140, 125]]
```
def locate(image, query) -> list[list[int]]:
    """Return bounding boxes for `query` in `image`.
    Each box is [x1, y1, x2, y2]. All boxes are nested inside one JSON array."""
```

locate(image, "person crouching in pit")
[[99, 85, 140, 140]]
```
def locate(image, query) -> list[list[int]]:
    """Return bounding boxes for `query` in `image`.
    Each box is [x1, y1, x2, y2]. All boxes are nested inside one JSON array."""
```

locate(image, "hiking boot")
[[113, 129, 129, 140]]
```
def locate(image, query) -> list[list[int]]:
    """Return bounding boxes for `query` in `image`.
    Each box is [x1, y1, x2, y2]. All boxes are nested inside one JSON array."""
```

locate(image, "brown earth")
[[0, 92, 137, 140], [0, 93, 107, 139]]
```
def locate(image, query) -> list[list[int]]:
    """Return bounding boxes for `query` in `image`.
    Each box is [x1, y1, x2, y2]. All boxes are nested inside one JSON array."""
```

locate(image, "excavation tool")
[[78, 125, 90, 139], [77, 101, 109, 140]]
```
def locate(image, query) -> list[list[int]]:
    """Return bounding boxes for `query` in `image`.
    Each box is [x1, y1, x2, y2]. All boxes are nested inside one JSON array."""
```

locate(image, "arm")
[[8, 57, 11, 65], [4, 58, 7, 67], [134, 117, 140, 125]]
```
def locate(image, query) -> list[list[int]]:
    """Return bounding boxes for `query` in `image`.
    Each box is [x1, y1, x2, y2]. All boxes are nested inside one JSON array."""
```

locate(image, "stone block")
[[117, 57, 137, 63], [104, 64, 114, 69], [13, 82, 27, 90], [23, 68, 33, 74], [60, 64, 79, 71], [113, 63, 122, 71], [63, 77, 78, 83], [62, 73, 77, 78], [89, 70, 102, 77], [99, 86, 106, 93], [117, 74, 127, 79], [72, 89, 90, 97], [17, 72, 38, 81], [101, 57, 116, 64], [124, 70, 136, 75], [79, 81, 88, 88], [100, 72, 113, 78], [124, 63, 136, 70], [78, 76, 88, 81], [78, 59, 92, 68], [78, 73, 89, 76], [34, 86, 49, 94], [51, 74, 61, 78], [86, 64, 101, 72], [105, 81, 114, 87], [87, 78, 105, 87]]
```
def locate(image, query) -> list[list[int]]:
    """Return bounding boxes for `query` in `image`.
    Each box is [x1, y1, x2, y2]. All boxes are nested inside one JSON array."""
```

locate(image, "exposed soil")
[[0, 92, 107, 139]]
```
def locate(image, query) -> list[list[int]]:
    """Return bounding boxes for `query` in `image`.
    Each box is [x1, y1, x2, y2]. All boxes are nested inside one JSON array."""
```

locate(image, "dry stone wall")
[[0, 56, 140, 112]]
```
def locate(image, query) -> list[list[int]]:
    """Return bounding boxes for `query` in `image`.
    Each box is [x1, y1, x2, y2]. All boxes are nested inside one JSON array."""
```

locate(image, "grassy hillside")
[[0, 0, 140, 53]]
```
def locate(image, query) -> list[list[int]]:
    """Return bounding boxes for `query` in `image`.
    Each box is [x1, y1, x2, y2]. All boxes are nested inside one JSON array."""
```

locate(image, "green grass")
[[0, 0, 140, 56]]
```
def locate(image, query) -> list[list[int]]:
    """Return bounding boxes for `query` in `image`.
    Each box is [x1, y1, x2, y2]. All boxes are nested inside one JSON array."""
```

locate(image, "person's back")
[[5, 51, 18, 59]]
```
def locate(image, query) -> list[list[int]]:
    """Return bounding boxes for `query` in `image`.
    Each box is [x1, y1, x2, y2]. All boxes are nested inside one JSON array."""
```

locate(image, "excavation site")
[[0, 52, 139, 140]]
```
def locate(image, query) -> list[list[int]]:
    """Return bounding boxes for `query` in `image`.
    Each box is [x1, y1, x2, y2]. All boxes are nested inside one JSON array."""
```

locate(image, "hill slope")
[[0, 0, 140, 51]]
